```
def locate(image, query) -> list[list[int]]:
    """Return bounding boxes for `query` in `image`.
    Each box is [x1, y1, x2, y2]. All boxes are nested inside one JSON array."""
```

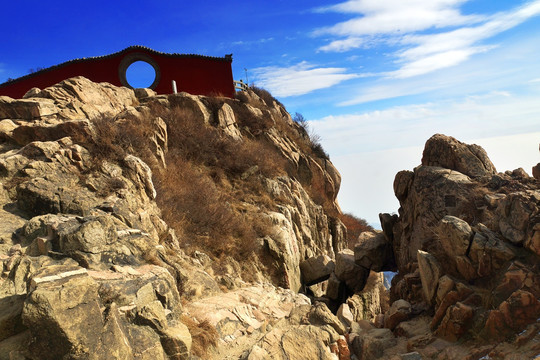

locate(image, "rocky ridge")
[[0, 77, 538, 359], [0, 76, 364, 359]]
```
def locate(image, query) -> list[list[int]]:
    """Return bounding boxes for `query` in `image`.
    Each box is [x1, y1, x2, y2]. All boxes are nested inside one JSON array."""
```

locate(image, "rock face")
[[421, 134, 497, 178], [0, 77, 350, 358], [366, 134, 540, 359]]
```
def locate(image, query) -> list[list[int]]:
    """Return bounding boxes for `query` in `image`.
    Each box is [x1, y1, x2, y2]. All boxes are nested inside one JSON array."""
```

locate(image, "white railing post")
[[172, 80, 177, 94]]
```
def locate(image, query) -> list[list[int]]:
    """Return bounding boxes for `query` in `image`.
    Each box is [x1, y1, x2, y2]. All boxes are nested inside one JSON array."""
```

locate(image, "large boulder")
[[300, 255, 335, 286], [421, 134, 497, 178], [26, 76, 137, 120], [335, 249, 369, 294], [350, 328, 397, 360], [354, 231, 395, 272]]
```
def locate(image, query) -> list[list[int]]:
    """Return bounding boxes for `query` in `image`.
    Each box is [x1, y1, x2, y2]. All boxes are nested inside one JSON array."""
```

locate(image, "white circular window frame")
[[118, 53, 161, 90]]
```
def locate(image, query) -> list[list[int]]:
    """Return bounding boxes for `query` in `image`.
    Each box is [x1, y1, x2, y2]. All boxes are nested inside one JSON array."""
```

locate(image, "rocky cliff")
[[360, 134, 539, 359], [0, 77, 372, 359], [0, 77, 537, 360]]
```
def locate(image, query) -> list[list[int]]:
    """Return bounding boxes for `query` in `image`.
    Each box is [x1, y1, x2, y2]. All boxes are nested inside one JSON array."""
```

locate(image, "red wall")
[[0, 46, 235, 99]]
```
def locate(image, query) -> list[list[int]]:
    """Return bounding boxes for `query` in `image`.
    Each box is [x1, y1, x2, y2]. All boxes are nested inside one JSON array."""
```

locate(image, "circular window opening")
[[125, 60, 157, 89]]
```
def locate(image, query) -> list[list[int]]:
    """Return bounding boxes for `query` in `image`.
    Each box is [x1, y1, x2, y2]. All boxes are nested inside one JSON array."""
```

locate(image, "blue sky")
[[2, 0, 539, 224]]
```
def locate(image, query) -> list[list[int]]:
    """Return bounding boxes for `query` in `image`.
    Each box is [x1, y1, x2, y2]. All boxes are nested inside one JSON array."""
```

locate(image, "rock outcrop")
[[0, 77, 350, 358], [3, 77, 534, 359], [360, 134, 540, 359]]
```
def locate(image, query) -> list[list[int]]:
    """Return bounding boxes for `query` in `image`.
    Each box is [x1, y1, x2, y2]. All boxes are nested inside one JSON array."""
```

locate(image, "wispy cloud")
[[231, 37, 274, 46], [251, 62, 358, 97], [315, 0, 482, 37], [316, 0, 540, 78], [318, 37, 364, 52], [311, 91, 540, 156]]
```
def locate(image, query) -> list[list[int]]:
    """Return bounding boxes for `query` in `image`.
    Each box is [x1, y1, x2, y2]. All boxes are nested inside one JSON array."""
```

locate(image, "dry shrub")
[[96, 177, 126, 197], [340, 212, 374, 249], [180, 315, 218, 358], [163, 106, 283, 179], [250, 86, 283, 108], [88, 113, 157, 168], [234, 90, 250, 103], [228, 100, 275, 135], [153, 155, 262, 258]]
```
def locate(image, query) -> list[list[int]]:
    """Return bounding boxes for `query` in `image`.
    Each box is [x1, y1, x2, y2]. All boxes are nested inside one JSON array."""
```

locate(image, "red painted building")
[[0, 46, 235, 99]]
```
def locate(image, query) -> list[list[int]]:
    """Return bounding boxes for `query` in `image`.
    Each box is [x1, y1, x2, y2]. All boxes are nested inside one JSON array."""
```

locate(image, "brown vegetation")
[[340, 212, 374, 249], [87, 89, 336, 279], [88, 104, 285, 261], [181, 315, 219, 358]]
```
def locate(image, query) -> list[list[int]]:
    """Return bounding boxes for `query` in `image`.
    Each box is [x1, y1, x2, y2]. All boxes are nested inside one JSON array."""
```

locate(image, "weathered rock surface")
[[335, 249, 369, 295], [300, 255, 335, 286], [421, 133, 497, 178], [0, 77, 350, 359], [372, 134, 540, 359]]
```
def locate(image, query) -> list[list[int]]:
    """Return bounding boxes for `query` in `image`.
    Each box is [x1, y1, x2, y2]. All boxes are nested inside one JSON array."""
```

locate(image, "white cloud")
[[386, 1, 540, 77], [318, 37, 363, 52], [315, 0, 482, 37], [251, 62, 358, 97], [316, 0, 540, 78], [310, 92, 540, 156], [231, 38, 274, 46], [339, 30, 540, 105], [388, 46, 494, 78]]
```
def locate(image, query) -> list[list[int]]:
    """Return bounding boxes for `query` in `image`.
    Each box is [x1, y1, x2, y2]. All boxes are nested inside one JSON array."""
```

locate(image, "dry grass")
[[86, 92, 332, 271], [181, 315, 218, 358], [88, 113, 157, 168], [340, 212, 374, 249]]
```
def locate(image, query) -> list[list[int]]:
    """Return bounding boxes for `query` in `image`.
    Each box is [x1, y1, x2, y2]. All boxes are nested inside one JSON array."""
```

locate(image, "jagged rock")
[[21, 267, 104, 359], [27, 76, 137, 120], [435, 275, 455, 306], [384, 299, 412, 331], [525, 222, 540, 256], [185, 283, 310, 329], [300, 255, 335, 286], [393, 170, 414, 203], [134, 88, 156, 99], [215, 103, 242, 140], [354, 231, 395, 272], [247, 325, 337, 360], [417, 250, 441, 305], [0, 77, 362, 358], [22, 213, 158, 269], [307, 302, 346, 335], [484, 290, 540, 340], [336, 303, 354, 328], [263, 212, 302, 291], [435, 215, 472, 258], [10, 119, 94, 146], [434, 302, 474, 341], [0, 96, 57, 120], [468, 224, 514, 277], [390, 166, 475, 273], [325, 272, 344, 301], [350, 328, 397, 360], [533, 163, 540, 180], [496, 190, 540, 245], [168, 92, 211, 124], [124, 154, 157, 200], [421, 134, 497, 178], [346, 272, 386, 322], [394, 316, 430, 339], [0, 295, 25, 342], [335, 249, 369, 294], [0, 330, 31, 360]]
